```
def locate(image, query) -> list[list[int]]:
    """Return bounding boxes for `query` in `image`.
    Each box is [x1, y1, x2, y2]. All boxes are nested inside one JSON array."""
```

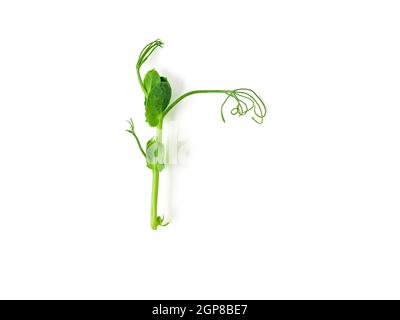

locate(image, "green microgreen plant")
[[127, 39, 267, 230]]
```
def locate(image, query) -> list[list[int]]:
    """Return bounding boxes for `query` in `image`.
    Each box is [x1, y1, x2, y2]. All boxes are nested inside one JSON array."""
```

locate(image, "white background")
[[0, 0, 399, 299]]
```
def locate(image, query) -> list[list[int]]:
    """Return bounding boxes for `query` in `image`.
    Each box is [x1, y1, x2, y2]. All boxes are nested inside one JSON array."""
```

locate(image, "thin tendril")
[[163, 89, 267, 124], [136, 39, 163, 69], [136, 39, 164, 94], [220, 89, 267, 124], [126, 118, 146, 158]]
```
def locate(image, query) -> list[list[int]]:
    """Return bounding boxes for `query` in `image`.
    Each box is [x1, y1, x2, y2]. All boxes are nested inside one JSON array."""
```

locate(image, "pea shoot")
[[127, 39, 267, 230]]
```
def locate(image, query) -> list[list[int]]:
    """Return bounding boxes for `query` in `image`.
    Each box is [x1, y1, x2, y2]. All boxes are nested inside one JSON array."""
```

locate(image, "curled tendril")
[[136, 39, 163, 70], [156, 215, 169, 227], [220, 88, 267, 124]]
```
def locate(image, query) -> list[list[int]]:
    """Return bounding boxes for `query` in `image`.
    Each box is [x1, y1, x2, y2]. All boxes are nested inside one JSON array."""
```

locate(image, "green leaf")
[[143, 69, 161, 96], [145, 77, 172, 127]]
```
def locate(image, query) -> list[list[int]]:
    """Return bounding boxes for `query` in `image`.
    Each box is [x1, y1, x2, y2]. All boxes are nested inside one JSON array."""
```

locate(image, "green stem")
[[136, 67, 146, 95], [150, 167, 159, 230], [150, 121, 163, 230]]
